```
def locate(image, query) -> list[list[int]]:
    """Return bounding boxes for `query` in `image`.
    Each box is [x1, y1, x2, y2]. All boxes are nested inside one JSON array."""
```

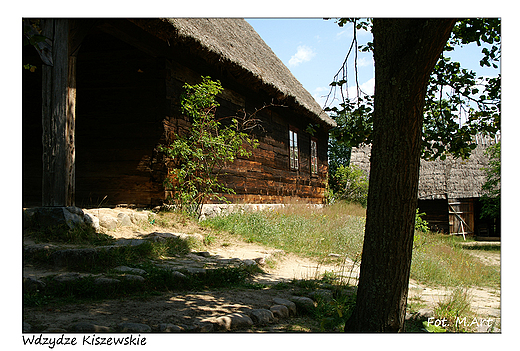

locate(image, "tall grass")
[[203, 202, 500, 288], [203, 202, 366, 261], [411, 232, 500, 288]]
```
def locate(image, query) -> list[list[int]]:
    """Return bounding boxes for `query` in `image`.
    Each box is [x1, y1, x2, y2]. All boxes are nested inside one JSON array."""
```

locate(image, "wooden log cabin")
[[350, 139, 500, 239], [22, 18, 335, 209]]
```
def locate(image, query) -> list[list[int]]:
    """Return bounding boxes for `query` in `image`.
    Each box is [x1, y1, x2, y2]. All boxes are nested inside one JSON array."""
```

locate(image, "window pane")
[[311, 139, 317, 174], [289, 129, 298, 170]]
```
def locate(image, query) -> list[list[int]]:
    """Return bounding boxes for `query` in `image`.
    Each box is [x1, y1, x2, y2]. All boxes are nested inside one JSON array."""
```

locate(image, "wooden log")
[[41, 19, 76, 206]]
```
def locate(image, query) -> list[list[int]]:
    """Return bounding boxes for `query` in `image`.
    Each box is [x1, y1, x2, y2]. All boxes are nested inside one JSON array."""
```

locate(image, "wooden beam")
[[41, 19, 76, 206]]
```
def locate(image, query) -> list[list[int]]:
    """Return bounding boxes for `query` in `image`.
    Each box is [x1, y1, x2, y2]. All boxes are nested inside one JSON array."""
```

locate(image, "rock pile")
[[23, 206, 155, 232], [23, 229, 326, 333], [23, 291, 319, 332]]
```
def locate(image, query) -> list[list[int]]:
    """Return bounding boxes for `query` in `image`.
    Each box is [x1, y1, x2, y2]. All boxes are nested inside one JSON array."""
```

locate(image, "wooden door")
[[448, 198, 475, 237]]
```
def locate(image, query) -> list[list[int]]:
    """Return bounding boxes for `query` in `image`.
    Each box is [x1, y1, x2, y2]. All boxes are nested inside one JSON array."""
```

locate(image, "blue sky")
[[246, 18, 501, 111]]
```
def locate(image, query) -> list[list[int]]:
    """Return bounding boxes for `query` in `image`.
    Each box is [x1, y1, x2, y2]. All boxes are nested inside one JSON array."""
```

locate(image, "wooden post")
[[41, 19, 76, 206]]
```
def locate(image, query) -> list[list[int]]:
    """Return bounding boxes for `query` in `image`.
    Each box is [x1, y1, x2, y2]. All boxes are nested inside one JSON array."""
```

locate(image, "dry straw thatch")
[[130, 18, 335, 127], [350, 143, 493, 200]]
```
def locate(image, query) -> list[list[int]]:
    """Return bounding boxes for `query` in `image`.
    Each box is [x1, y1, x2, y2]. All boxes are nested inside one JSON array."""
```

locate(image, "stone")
[[72, 322, 112, 332], [254, 257, 266, 265], [24, 207, 87, 230], [213, 313, 254, 331], [240, 259, 257, 267], [43, 327, 68, 333], [23, 322, 32, 333], [195, 322, 214, 332], [130, 212, 151, 225], [416, 308, 434, 319], [93, 277, 120, 286], [185, 253, 206, 262], [248, 309, 275, 326], [195, 251, 212, 258], [23, 277, 46, 293], [272, 297, 297, 316], [290, 296, 316, 314], [113, 266, 147, 276], [99, 215, 117, 230], [182, 267, 206, 275], [159, 323, 183, 332], [171, 270, 188, 279], [147, 232, 176, 242], [50, 248, 99, 267], [53, 272, 86, 283], [117, 213, 132, 227], [114, 239, 146, 246], [270, 305, 289, 319], [120, 274, 146, 283], [118, 322, 152, 333], [83, 212, 100, 231]]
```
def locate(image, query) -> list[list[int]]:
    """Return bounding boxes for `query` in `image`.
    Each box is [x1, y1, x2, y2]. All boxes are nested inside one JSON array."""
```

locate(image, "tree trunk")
[[344, 19, 456, 332]]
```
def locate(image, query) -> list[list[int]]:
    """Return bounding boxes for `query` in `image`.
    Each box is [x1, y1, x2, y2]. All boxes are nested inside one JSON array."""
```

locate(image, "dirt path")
[[23, 213, 500, 332]]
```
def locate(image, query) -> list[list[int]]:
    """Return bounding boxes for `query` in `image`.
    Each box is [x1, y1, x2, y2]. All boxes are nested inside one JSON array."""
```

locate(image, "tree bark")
[[344, 18, 456, 332]]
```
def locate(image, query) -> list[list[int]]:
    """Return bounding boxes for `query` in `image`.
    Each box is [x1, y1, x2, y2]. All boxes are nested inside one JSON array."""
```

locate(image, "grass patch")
[[27, 223, 114, 246], [204, 202, 500, 289], [203, 202, 366, 261], [433, 286, 475, 332], [411, 232, 500, 288]]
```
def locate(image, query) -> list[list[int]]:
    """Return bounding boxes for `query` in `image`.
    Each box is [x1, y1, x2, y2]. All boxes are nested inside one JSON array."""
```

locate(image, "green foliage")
[[326, 18, 500, 161], [327, 136, 351, 177], [203, 202, 366, 261], [415, 209, 429, 232], [28, 223, 114, 246], [329, 164, 369, 207], [411, 232, 500, 287], [480, 141, 500, 219], [313, 290, 357, 331], [434, 286, 474, 332], [158, 76, 258, 217]]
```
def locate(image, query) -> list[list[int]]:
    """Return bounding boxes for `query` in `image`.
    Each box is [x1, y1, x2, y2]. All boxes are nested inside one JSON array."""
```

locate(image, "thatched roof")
[[350, 144, 492, 200], [130, 18, 335, 128]]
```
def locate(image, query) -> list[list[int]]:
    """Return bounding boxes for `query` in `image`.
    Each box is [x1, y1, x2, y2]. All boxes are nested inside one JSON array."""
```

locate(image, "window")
[[289, 128, 299, 170], [310, 138, 318, 175]]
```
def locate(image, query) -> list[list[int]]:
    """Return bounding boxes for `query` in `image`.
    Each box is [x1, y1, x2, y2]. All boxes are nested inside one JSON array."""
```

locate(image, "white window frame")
[[289, 128, 299, 171], [310, 138, 318, 176]]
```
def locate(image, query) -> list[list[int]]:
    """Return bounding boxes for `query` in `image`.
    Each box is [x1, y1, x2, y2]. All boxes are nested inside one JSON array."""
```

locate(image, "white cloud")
[[288, 45, 316, 67], [344, 77, 375, 97], [336, 29, 351, 39], [360, 77, 375, 95], [330, 77, 375, 102], [358, 57, 373, 67]]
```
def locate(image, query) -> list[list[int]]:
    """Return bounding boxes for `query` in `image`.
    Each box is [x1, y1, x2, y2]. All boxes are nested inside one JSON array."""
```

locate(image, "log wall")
[[22, 21, 331, 208], [163, 54, 330, 205]]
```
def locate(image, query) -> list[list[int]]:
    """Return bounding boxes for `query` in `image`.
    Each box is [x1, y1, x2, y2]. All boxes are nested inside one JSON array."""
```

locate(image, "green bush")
[[329, 164, 368, 207], [415, 209, 430, 232], [158, 76, 258, 218]]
